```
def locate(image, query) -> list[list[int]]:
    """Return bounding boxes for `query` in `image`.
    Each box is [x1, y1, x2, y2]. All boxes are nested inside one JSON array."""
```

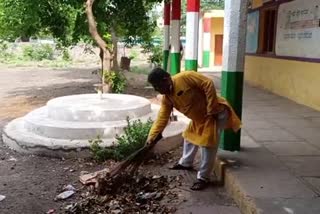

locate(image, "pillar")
[[163, 1, 170, 72], [220, 0, 248, 151], [202, 17, 211, 68], [185, 0, 200, 71], [198, 12, 203, 68], [170, 0, 181, 75]]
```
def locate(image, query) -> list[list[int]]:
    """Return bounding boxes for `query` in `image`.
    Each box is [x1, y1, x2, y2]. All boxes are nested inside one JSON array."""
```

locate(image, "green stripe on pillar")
[[202, 51, 210, 67], [163, 50, 169, 72], [220, 71, 244, 151], [170, 53, 180, 75], [185, 60, 198, 71]]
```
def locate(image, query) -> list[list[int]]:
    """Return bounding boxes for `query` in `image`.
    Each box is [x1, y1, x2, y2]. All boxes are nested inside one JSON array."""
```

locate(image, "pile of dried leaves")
[[65, 172, 181, 214]]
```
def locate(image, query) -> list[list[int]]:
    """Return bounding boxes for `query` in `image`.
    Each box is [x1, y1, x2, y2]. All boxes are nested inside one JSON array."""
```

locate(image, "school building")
[[245, 0, 320, 111]]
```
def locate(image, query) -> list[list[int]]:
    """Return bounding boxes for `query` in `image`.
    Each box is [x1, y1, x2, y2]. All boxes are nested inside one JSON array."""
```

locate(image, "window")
[[259, 7, 277, 54]]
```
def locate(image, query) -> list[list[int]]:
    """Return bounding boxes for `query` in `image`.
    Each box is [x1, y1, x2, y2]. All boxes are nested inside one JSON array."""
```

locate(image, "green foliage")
[[104, 71, 127, 93], [141, 41, 163, 67], [129, 49, 139, 60], [62, 49, 71, 61], [148, 45, 162, 67], [131, 66, 149, 75], [0, 0, 162, 46], [0, 0, 76, 44], [22, 44, 54, 61], [113, 118, 153, 160], [89, 118, 153, 162], [88, 136, 112, 162], [0, 0, 162, 71], [0, 40, 14, 60], [202, 0, 225, 10]]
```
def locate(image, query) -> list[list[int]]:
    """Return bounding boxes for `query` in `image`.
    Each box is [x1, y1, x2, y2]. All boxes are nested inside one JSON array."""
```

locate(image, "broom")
[[96, 133, 163, 195]]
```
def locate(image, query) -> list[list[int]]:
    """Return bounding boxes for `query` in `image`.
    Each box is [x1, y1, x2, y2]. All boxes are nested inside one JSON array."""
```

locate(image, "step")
[[46, 94, 152, 122], [24, 106, 158, 139], [3, 117, 187, 158]]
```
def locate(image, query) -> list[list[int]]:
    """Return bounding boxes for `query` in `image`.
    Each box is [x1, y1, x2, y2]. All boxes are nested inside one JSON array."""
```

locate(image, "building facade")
[[198, 10, 225, 70], [245, 0, 320, 111]]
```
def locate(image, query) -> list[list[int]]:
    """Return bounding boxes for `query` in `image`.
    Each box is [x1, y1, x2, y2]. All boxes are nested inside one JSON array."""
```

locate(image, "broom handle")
[[122, 133, 163, 162]]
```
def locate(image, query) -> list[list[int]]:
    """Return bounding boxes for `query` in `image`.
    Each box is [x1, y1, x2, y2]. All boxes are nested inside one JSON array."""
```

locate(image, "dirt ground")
[[0, 65, 236, 214]]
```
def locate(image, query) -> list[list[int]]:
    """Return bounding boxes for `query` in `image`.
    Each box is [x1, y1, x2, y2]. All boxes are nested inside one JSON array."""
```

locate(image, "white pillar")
[[220, 0, 248, 151]]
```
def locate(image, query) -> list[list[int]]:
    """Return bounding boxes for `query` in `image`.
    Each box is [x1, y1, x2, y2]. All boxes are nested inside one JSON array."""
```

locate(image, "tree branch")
[[85, 0, 112, 54]]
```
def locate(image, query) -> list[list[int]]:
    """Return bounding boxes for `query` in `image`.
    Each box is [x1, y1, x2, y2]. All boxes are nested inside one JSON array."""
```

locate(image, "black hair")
[[148, 67, 170, 85]]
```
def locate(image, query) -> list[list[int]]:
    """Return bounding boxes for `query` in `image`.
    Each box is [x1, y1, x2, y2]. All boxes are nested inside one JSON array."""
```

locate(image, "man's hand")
[[146, 139, 153, 145], [146, 133, 163, 146]]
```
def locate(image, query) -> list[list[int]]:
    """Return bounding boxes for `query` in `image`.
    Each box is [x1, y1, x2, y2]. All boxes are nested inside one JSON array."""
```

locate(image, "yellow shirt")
[[148, 71, 241, 147]]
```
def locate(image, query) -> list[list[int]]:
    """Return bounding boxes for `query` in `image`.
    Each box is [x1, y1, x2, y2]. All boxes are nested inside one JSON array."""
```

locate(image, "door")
[[214, 35, 223, 66]]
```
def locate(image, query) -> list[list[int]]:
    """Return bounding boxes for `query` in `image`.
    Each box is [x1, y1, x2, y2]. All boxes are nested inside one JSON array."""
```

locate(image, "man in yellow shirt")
[[147, 67, 241, 190]]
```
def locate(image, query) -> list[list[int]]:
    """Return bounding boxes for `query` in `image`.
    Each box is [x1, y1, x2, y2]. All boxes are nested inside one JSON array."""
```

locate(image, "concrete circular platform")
[[47, 94, 151, 122], [2, 94, 189, 158]]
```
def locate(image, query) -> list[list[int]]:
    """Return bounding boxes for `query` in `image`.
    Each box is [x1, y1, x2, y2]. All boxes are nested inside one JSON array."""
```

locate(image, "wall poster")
[[276, 0, 320, 58], [246, 11, 260, 53]]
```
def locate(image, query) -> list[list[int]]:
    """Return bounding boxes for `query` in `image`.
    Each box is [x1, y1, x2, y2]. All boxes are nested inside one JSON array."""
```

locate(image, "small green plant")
[[89, 118, 153, 162], [0, 41, 14, 61], [131, 66, 150, 75], [114, 118, 153, 160], [129, 49, 139, 60], [148, 45, 163, 67], [141, 41, 163, 67], [62, 49, 71, 61], [104, 71, 127, 93], [88, 135, 112, 162], [22, 44, 54, 61]]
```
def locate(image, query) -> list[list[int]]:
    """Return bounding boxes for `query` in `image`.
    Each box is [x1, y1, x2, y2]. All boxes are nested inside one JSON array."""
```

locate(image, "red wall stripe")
[[171, 0, 181, 20], [187, 0, 200, 12], [164, 3, 171, 25]]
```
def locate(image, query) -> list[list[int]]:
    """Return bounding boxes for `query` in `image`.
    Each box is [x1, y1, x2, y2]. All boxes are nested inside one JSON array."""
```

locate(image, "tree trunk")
[[85, 0, 112, 72], [110, 26, 119, 71], [86, 0, 112, 93]]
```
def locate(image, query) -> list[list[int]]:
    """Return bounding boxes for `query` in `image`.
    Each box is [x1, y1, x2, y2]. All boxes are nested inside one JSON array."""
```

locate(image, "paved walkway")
[[209, 72, 320, 214]]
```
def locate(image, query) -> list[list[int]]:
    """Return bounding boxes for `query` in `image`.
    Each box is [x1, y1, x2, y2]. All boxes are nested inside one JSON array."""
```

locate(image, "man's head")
[[148, 67, 173, 95]]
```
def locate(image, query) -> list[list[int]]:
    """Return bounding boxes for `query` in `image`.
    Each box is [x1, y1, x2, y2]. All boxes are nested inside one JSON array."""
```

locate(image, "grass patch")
[[89, 118, 153, 162], [130, 66, 150, 75]]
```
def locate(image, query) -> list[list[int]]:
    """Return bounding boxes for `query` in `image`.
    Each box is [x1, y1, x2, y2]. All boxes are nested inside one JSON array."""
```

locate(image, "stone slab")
[[246, 128, 301, 142], [254, 197, 320, 214], [243, 120, 276, 129], [263, 141, 320, 156], [219, 140, 316, 198], [272, 118, 319, 128], [303, 177, 320, 195], [278, 156, 320, 177], [281, 127, 320, 140]]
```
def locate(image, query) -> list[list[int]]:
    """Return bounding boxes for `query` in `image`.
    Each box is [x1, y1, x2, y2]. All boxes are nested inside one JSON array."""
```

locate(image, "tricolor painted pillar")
[[170, 0, 181, 75], [185, 0, 200, 71], [202, 17, 211, 68], [198, 13, 204, 67], [220, 0, 248, 151], [163, 1, 170, 72]]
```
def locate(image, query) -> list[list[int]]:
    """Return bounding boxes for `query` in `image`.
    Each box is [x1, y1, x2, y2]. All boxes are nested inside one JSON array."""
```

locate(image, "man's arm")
[[147, 96, 173, 142], [183, 71, 220, 116]]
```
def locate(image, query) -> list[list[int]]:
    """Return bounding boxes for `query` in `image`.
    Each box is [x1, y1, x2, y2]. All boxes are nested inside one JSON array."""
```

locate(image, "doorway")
[[214, 35, 223, 66]]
